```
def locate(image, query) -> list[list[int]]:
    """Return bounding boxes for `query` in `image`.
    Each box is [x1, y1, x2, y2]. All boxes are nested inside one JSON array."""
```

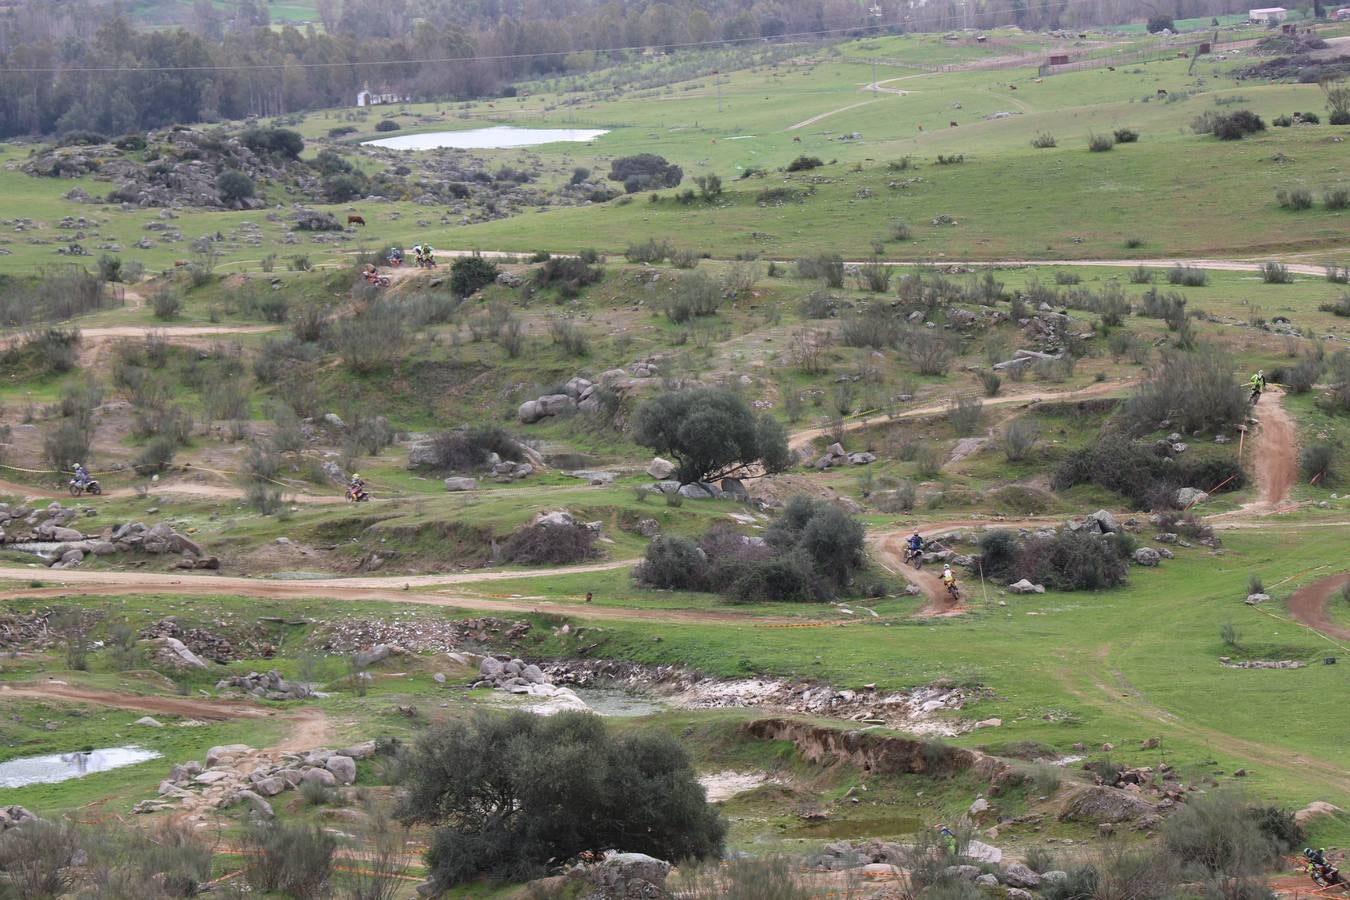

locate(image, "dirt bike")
[[346, 486, 370, 503], [1249, 387, 1262, 405], [387, 253, 403, 267], [364, 272, 391, 287], [945, 580, 961, 602], [418, 254, 436, 269], [68, 478, 101, 497], [905, 547, 924, 570], [1308, 862, 1344, 888]]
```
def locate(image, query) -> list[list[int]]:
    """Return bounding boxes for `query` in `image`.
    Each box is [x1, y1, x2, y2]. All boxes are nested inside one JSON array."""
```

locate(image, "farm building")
[[356, 83, 401, 107], [1247, 6, 1288, 22]]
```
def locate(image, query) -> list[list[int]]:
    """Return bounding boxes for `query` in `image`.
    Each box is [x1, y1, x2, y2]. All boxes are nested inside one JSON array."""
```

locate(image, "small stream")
[[0, 746, 162, 788]]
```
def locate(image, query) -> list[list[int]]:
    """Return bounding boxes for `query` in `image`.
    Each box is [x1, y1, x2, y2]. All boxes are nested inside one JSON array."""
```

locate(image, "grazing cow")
[[173, 259, 189, 267], [917, 123, 924, 131], [1156, 88, 1168, 97], [1009, 84, 1017, 90], [793, 136, 801, 142], [950, 120, 958, 128], [347, 214, 366, 226], [1107, 65, 1116, 71]]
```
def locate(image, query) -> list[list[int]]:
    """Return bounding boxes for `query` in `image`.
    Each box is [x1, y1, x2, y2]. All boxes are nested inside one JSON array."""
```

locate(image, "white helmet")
[[943, 563, 952, 573]]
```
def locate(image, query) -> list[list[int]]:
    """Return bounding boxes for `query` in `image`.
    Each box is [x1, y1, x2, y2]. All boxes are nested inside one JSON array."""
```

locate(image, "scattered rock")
[[134, 716, 163, 728], [1008, 579, 1045, 595], [1133, 547, 1162, 567]]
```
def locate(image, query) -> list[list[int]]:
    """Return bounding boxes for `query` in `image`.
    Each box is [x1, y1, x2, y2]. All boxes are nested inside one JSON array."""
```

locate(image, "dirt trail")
[[0, 564, 836, 627], [1286, 572, 1350, 643], [872, 529, 961, 615], [1209, 387, 1300, 518], [785, 98, 879, 131], [1058, 646, 1350, 799], [789, 377, 1131, 453], [0, 682, 271, 720]]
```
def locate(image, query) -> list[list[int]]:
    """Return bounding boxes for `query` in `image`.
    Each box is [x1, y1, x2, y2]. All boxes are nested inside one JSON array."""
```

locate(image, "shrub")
[[240, 126, 304, 159], [1212, 110, 1265, 140], [1031, 132, 1057, 148], [43, 417, 93, 473], [0, 819, 81, 898], [891, 219, 913, 241], [503, 522, 596, 565], [765, 496, 867, 594], [785, 155, 823, 172], [609, 153, 683, 192], [397, 711, 725, 887], [335, 302, 405, 373], [1260, 262, 1294, 284], [1124, 346, 1247, 434], [694, 174, 723, 199], [421, 426, 521, 472], [1168, 265, 1209, 286], [323, 173, 365, 203], [1087, 133, 1115, 152], [1284, 357, 1322, 394], [1276, 188, 1314, 210], [1300, 444, 1335, 484], [243, 821, 336, 898], [669, 248, 700, 269], [1130, 265, 1154, 284], [1054, 271, 1082, 285], [796, 253, 845, 288], [1162, 791, 1279, 876], [1053, 435, 1246, 509], [1011, 530, 1130, 591], [1325, 188, 1350, 210], [914, 442, 944, 478], [1003, 418, 1040, 462], [150, 287, 182, 319], [947, 396, 984, 436], [1321, 294, 1350, 316], [450, 253, 499, 299], [625, 237, 672, 263], [856, 259, 892, 293], [373, 118, 400, 132], [1113, 128, 1140, 143], [547, 317, 590, 357], [634, 535, 708, 590], [903, 328, 956, 376], [216, 169, 255, 203], [133, 435, 177, 474], [977, 370, 1002, 397], [1147, 13, 1174, 31], [979, 529, 1019, 578]]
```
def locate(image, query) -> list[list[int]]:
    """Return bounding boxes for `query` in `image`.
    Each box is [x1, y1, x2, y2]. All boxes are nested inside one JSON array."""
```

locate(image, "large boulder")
[[325, 755, 357, 785], [1133, 547, 1162, 567], [232, 789, 274, 819], [1008, 579, 1045, 594], [444, 477, 477, 492], [205, 744, 253, 767], [518, 400, 544, 424], [646, 457, 676, 479], [301, 768, 337, 787], [1174, 487, 1210, 508], [1089, 509, 1119, 534], [161, 637, 207, 669], [538, 394, 576, 416], [1002, 863, 1041, 888], [1059, 786, 1155, 824]]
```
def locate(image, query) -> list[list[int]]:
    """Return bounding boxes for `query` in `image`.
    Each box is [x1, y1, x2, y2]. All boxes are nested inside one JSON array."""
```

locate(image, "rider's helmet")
[[1258, 369, 1264, 377], [351, 473, 360, 480]]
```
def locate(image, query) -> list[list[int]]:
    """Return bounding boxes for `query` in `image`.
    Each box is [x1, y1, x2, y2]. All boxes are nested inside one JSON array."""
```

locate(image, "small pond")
[[363, 126, 609, 150], [788, 815, 921, 839], [0, 746, 162, 789], [570, 687, 667, 718]]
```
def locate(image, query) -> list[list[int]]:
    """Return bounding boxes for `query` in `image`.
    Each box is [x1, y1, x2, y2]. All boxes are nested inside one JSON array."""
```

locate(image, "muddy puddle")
[[788, 815, 921, 839], [569, 687, 667, 718], [0, 746, 161, 788]]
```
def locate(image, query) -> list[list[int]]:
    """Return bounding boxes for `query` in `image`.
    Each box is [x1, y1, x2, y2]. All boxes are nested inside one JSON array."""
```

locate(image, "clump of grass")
[[1113, 127, 1139, 143], [1087, 133, 1115, 152], [1276, 188, 1314, 210], [1031, 132, 1057, 148], [1260, 262, 1294, 284]]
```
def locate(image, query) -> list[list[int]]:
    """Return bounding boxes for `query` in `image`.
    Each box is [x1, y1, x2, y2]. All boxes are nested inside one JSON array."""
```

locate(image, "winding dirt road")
[[788, 376, 1131, 453]]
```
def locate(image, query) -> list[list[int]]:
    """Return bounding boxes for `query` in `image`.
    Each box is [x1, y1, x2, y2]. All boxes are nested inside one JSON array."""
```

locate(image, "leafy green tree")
[[322, 174, 364, 203], [449, 255, 499, 298], [631, 388, 791, 485], [1147, 14, 1175, 32], [608, 153, 683, 193], [215, 169, 254, 203], [765, 495, 867, 591], [396, 712, 725, 889]]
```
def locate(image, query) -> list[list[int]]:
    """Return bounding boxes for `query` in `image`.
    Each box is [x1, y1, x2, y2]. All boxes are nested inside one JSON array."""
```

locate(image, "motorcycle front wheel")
[[68, 484, 82, 497]]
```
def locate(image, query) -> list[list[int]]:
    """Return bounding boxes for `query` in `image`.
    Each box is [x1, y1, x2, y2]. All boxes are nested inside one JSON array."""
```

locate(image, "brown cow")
[[347, 214, 366, 226], [950, 121, 958, 128], [793, 136, 801, 142]]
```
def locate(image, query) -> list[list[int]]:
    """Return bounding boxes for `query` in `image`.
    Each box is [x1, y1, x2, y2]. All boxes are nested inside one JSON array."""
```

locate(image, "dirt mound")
[[139, 617, 275, 663]]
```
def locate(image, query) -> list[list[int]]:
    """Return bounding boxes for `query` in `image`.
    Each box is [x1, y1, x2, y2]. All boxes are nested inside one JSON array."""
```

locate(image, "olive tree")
[[396, 711, 725, 889], [631, 388, 791, 485]]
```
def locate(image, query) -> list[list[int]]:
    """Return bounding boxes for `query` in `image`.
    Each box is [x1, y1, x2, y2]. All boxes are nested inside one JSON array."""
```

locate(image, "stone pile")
[[1219, 657, 1305, 669], [135, 741, 377, 819], [471, 655, 590, 715], [813, 442, 877, 469], [139, 618, 258, 663], [311, 615, 529, 656], [216, 669, 313, 700], [1, 502, 213, 569]]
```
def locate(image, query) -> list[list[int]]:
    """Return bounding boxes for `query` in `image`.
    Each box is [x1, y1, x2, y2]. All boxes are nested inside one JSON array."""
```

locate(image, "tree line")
[[0, 0, 1266, 138]]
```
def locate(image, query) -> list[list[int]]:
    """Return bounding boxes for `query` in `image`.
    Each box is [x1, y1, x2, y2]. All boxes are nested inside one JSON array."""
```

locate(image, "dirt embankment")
[[741, 718, 1011, 784], [0, 682, 270, 720]]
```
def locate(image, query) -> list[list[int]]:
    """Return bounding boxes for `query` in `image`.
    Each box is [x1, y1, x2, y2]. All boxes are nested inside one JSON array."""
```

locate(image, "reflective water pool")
[[0, 746, 162, 788]]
